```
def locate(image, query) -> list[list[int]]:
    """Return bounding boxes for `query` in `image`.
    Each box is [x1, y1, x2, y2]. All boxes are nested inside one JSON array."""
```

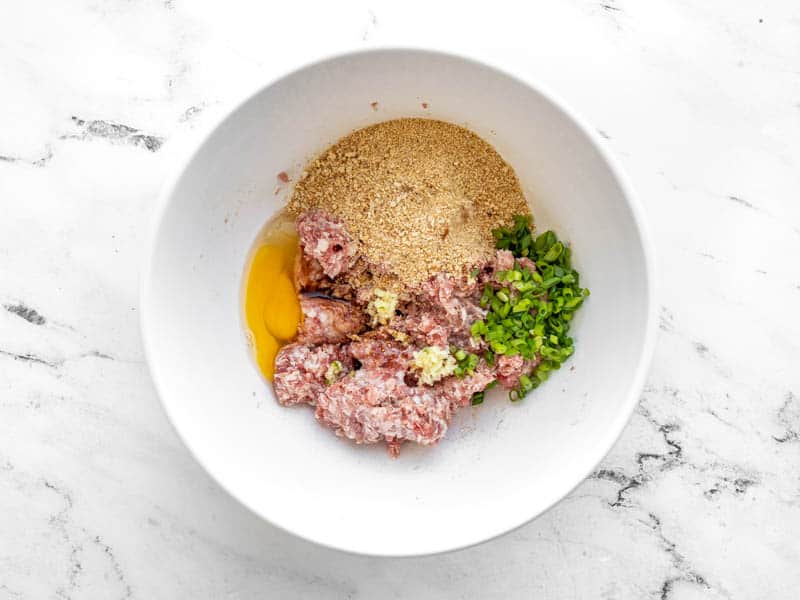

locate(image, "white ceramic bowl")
[[142, 49, 656, 557]]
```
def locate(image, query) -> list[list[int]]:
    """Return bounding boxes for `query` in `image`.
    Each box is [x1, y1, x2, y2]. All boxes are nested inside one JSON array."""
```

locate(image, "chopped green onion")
[[451, 348, 480, 378], [477, 217, 588, 403]]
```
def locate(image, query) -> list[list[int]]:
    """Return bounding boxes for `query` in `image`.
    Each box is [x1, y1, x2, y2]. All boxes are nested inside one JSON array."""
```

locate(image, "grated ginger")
[[411, 346, 457, 386], [367, 288, 398, 326]]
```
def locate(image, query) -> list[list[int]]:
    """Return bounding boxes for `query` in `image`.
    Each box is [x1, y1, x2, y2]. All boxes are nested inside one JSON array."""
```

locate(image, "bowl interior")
[[143, 49, 653, 556]]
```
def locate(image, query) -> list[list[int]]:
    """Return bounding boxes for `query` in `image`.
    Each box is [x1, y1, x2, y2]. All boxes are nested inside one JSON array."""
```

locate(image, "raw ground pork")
[[274, 211, 538, 456]]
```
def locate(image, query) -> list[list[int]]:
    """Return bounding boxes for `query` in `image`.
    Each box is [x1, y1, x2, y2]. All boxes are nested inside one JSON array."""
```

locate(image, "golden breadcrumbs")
[[287, 118, 530, 287]]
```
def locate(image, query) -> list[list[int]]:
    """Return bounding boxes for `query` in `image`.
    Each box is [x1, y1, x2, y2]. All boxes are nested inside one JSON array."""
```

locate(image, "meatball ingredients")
[[243, 118, 589, 457], [263, 209, 588, 456]]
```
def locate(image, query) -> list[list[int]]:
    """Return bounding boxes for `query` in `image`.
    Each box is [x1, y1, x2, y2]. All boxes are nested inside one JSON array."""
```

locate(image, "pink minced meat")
[[395, 272, 486, 351], [297, 296, 366, 344], [478, 249, 517, 286], [349, 335, 415, 371], [273, 343, 352, 406], [294, 250, 326, 291], [436, 363, 496, 409], [516, 256, 537, 272], [423, 274, 486, 329], [392, 312, 449, 347], [494, 354, 541, 390], [296, 210, 357, 278], [494, 249, 515, 272], [315, 369, 453, 449], [315, 362, 495, 455]]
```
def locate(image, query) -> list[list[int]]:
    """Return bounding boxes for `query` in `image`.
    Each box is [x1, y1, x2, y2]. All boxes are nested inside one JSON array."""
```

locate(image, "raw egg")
[[244, 217, 300, 381]]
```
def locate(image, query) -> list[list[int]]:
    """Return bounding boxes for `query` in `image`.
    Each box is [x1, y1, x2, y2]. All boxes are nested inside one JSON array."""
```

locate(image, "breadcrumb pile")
[[287, 118, 530, 287]]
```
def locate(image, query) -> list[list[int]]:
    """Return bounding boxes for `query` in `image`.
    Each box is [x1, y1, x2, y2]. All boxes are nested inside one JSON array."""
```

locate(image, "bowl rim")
[[140, 46, 658, 557]]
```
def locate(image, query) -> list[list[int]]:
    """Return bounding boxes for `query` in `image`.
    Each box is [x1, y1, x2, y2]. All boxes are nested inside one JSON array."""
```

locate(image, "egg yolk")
[[244, 231, 300, 380]]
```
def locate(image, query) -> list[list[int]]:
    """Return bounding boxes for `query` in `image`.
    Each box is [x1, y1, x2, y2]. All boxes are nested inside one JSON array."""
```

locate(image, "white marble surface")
[[1, 1, 799, 598]]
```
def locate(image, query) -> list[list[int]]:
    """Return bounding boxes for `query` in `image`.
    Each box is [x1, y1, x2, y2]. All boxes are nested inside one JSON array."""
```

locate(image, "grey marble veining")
[[1, 1, 799, 598]]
